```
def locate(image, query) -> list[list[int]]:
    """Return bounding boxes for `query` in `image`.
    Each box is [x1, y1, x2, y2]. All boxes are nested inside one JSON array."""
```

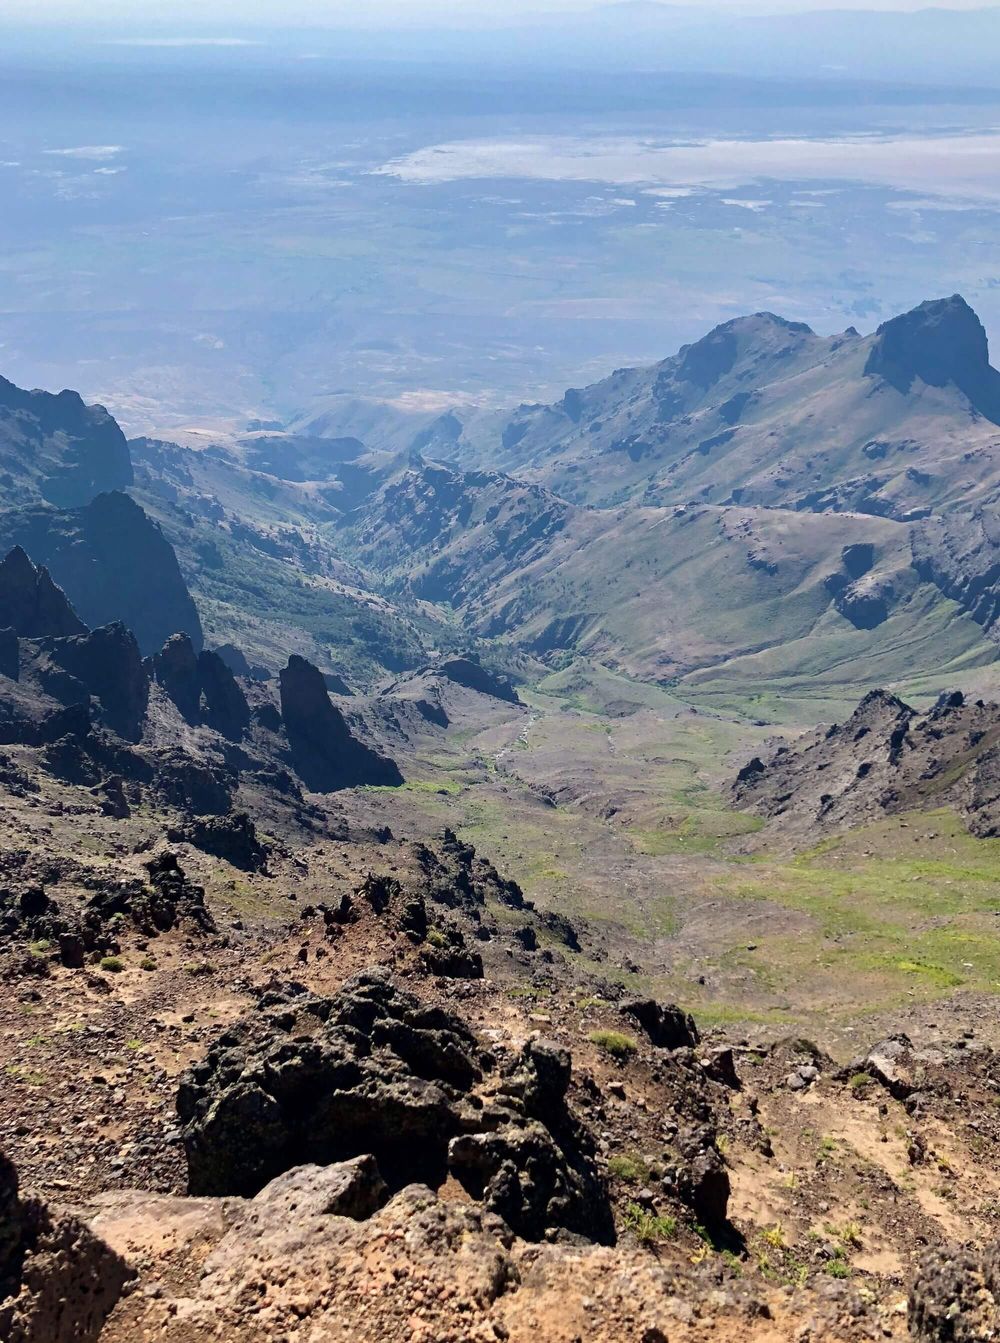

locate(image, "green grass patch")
[[588, 1029, 638, 1060]]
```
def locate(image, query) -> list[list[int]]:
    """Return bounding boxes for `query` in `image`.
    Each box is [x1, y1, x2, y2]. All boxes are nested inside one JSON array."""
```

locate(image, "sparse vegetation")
[[99, 956, 124, 973], [587, 1029, 638, 1060], [622, 1203, 676, 1245]]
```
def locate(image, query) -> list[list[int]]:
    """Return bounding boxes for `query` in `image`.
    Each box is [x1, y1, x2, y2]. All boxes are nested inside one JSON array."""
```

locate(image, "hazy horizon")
[[4, 0, 999, 28]]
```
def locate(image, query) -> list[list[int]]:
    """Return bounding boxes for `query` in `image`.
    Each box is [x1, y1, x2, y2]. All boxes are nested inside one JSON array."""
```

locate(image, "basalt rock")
[[622, 998, 700, 1051], [167, 812, 269, 873], [152, 636, 251, 738], [153, 632, 201, 722], [0, 547, 86, 640], [198, 649, 251, 738], [43, 622, 149, 742], [178, 971, 613, 1244], [909, 1240, 1000, 1341], [152, 752, 233, 817], [279, 654, 402, 792]]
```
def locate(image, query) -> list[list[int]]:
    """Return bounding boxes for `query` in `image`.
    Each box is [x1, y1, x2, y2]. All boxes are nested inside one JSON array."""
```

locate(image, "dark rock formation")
[[0, 492, 202, 656], [909, 1241, 1000, 1341], [0, 373, 133, 508], [622, 998, 700, 1050], [198, 650, 251, 738], [279, 654, 402, 791], [0, 547, 86, 639], [865, 294, 1000, 423], [167, 812, 269, 872], [436, 657, 521, 705], [152, 752, 233, 816], [43, 622, 149, 742], [0, 1148, 133, 1343], [153, 633, 201, 722], [178, 971, 613, 1244], [152, 635, 251, 738], [420, 921, 484, 979]]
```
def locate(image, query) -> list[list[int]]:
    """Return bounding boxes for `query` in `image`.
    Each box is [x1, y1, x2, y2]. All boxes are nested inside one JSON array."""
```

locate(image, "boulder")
[[178, 971, 613, 1244], [909, 1241, 1000, 1341], [621, 998, 700, 1050]]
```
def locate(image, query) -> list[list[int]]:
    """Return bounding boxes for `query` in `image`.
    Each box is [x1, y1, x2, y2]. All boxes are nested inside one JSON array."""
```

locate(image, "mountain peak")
[[675, 311, 815, 388], [864, 295, 1000, 423], [0, 544, 87, 640]]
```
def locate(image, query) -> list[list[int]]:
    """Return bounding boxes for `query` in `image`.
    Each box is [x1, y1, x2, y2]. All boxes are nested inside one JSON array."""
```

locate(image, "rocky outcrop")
[[153, 633, 201, 722], [198, 650, 251, 738], [178, 971, 613, 1244], [621, 998, 699, 1050], [0, 492, 202, 656], [167, 812, 269, 872], [44, 622, 149, 742], [152, 636, 250, 737], [151, 752, 234, 816], [0, 373, 133, 508], [0, 547, 87, 640], [0, 1149, 133, 1343], [865, 294, 1000, 423], [279, 654, 402, 791], [435, 657, 520, 704], [732, 687, 1000, 840], [909, 1240, 1000, 1341]]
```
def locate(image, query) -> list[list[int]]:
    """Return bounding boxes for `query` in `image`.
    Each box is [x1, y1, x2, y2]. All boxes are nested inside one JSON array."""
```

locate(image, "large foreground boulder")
[[909, 1241, 1000, 1340], [177, 971, 613, 1244], [0, 1149, 133, 1343]]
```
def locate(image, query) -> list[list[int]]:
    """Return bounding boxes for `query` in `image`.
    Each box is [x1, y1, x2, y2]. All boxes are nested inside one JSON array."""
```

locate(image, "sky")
[[3, 0, 997, 24]]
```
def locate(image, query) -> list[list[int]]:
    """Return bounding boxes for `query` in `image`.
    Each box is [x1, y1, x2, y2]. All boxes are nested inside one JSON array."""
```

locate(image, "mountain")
[[329, 297, 1000, 718], [0, 492, 202, 658], [0, 374, 133, 508], [431, 296, 1000, 519]]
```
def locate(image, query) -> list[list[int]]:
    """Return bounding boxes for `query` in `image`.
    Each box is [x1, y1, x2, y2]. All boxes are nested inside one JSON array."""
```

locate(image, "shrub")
[[622, 1202, 676, 1245], [139, 956, 158, 972], [99, 956, 124, 973], [588, 1029, 638, 1060], [608, 1154, 647, 1184]]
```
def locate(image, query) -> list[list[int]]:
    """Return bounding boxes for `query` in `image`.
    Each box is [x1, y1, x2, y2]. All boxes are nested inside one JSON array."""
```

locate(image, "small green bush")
[[608, 1154, 647, 1184], [622, 1202, 676, 1245], [139, 956, 158, 972], [426, 928, 448, 949], [99, 956, 124, 973], [588, 1029, 638, 1060]]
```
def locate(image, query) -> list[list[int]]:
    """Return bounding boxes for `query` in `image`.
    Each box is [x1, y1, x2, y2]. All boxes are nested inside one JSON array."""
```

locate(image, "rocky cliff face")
[[0, 375, 133, 509], [0, 492, 202, 656], [0, 547, 87, 640], [864, 294, 1000, 422]]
